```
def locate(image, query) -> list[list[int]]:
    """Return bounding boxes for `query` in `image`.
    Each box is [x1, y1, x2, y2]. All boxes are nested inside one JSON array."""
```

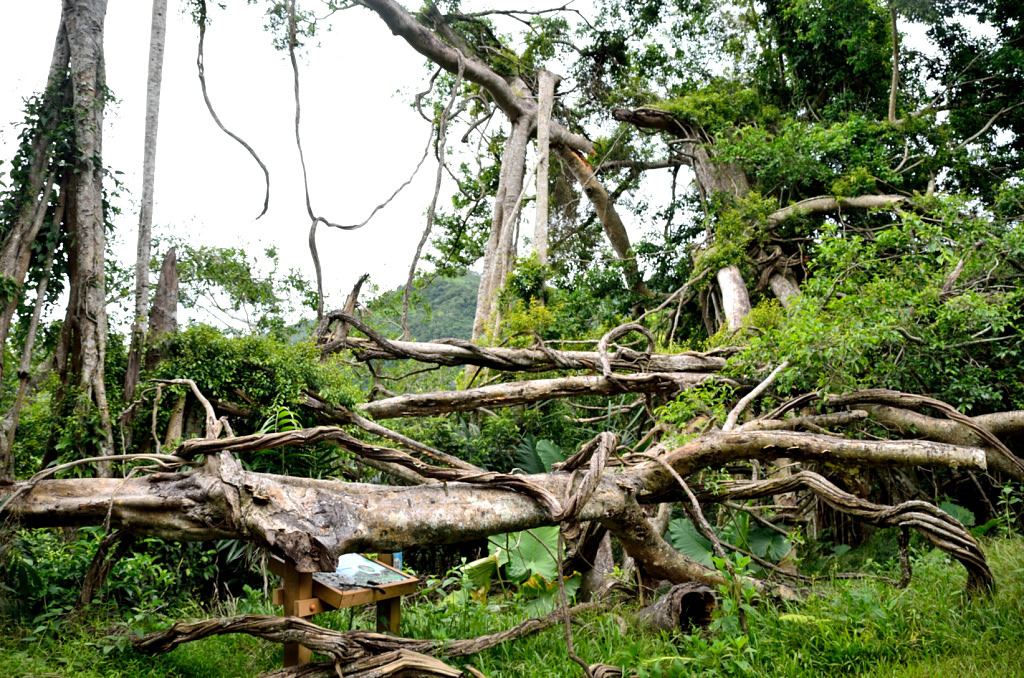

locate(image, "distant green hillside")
[[393, 272, 479, 341]]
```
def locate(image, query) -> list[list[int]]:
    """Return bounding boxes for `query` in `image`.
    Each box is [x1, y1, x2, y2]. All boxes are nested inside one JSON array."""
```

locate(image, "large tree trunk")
[[2, 427, 989, 587], [50, 0, 115, 471]]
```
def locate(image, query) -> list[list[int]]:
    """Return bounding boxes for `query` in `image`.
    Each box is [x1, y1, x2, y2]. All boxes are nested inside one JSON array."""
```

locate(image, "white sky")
[[1, 1, 441, 326], [1, 1, 672, 332]]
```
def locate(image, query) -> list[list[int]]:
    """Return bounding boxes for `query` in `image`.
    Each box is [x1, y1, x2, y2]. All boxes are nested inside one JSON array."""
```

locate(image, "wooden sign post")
[[269, 553, 419, 667]]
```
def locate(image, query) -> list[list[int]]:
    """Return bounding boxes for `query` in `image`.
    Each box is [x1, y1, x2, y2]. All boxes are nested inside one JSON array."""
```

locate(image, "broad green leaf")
[[667, 518, 714, 568], [490, 527, 560, 582], [523, 573, 581, 615], [535, 440, 567, 472], [461, 554, 498, 591], [747, 526, 791, 561]]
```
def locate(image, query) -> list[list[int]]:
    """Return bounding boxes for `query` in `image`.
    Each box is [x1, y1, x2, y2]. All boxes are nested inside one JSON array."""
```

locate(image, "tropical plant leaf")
[[490, 526, 560, 582], [667, 518, 714, 568]]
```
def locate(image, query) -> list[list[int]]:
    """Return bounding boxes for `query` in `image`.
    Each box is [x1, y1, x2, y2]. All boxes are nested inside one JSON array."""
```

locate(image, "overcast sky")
[[1, 2, 676, 333], [1, 1, 446, 327]]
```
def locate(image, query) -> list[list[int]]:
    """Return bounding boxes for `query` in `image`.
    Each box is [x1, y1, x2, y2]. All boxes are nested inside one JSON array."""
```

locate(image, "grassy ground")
[[2, 535, 1023, 677]]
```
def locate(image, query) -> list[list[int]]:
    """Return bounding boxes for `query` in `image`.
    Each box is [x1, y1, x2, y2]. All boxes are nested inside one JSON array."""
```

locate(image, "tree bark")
[[888, 1, 900, 125], [148, 247, 179, 344], [716, 265, 751, 330], [472, 115, 531, 339], [325, 336, 728, 374], [125, 0, 168, 402], [857, 404, 1024, 479], [3, 429, 986, 571], [767, 272, 801, 308], [55, 0, 115, 470], [358, 372, 731, 420], [0, 20, 70, 378], [535, 69, 558, 267], [556, 146, 650, 297], [766, 194, 908, 227]]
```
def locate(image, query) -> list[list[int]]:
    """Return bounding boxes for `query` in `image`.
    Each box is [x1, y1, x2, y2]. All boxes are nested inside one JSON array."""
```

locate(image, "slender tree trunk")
[[472, 115, 530, 340], [125, 0, 168, 402], [888, 1, 899, 125], [535, 69, 558, 268], [0, 22, 70, 376], [556, 146, 650, 297]]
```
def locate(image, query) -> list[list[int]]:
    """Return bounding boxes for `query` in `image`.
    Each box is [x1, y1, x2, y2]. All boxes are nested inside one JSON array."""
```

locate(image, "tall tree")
[[124, 0, 169, 402], [48, 0, 115, 470]]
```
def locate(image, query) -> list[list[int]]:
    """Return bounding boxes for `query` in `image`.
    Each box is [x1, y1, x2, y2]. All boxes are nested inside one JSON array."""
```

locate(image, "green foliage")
[[170, 241, 315, 337], [656, 380, 736, 443], [656, 82, 777, 137], [769, 0, 892, 116], [694, 192, 778, 276], [0, 528, 216, 621], [735, 196, 1024, 411], [488, 527, 581, 615], [667, 515, 793, 572], [717, 115, 923, 199], [4, 536, 1024, 677], [407, 402, 585, 473], [513, 437, 566, 475], [0, 72, 75, 238], [501, 252, 549, 306], [152, 324, 361, 427]]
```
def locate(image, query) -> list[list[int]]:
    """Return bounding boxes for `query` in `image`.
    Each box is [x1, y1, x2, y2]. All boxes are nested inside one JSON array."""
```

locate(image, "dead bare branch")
[[722, 361, 789, 431]]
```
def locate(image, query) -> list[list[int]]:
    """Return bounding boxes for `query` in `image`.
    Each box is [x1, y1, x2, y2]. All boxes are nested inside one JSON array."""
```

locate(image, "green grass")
[[3, 537, 1023, 677]]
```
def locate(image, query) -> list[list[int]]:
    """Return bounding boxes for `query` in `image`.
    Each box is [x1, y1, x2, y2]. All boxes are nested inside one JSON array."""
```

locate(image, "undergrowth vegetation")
[[3, 532, 1023, 677]]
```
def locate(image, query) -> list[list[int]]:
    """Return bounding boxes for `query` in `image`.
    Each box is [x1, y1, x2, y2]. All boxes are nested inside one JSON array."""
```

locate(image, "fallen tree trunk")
[[316, 310, 731, 373], [2, 427, 988, 585], [358, 372, 735, 420], [856, 403, 1024, 479], [326, 336, 728, 374], [636, 583, 715, 633]]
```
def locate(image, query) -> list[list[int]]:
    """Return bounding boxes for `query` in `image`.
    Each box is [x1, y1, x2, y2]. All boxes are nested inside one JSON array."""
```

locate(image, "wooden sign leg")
[[374, 553, 400, 634], [376, 596, 401, 634], [281, 559, 313, 667]]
